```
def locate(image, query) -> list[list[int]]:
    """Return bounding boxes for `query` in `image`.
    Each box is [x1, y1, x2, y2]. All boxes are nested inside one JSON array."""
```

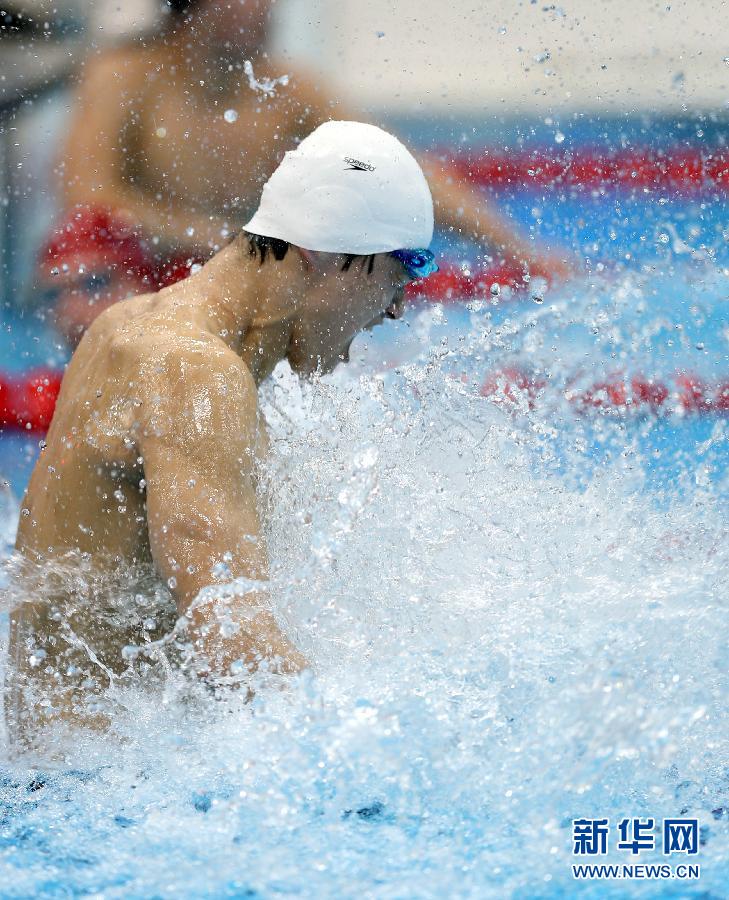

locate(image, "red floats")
[[481, 367, 729, 416], [40, 204, 201, 291], [406, 260, 549, 304], [0, 366, 727, 436], [480, 367, 546, 410], [0, 370, 63, 432], [451, 150, 729, 191]]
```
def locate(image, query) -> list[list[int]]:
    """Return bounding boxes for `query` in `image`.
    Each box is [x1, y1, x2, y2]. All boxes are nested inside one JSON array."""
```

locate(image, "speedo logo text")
[[344, 157, 376, 171]]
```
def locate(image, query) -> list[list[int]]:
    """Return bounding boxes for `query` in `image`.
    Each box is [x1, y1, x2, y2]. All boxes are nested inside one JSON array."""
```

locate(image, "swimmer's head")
[[164, 0, 274, 49], [243, 121, 437, 375], [245, 121, 434, 257]]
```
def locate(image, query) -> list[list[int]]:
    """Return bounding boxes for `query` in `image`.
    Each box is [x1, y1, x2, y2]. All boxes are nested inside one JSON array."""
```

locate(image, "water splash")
[[243, 60, 290, 97], [1, 267, 728, 896]]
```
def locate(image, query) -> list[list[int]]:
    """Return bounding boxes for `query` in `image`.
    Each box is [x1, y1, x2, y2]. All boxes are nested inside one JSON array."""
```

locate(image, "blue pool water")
[[1, 118, 728, 898]]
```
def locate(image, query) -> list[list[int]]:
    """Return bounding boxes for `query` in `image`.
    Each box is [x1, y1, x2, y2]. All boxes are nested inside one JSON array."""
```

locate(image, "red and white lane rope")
[[406, 260, 548, 304], [479, 367, 729, 416], [450, 149, 729, 191], [1, 366, 727, 436]]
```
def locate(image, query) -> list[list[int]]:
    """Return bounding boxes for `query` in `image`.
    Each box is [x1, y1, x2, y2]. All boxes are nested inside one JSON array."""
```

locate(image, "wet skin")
[[7, 235, 410, 752]]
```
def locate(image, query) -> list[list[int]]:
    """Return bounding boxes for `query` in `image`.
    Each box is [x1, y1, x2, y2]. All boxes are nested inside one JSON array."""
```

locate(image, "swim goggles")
[[390, 248, 439, 281]]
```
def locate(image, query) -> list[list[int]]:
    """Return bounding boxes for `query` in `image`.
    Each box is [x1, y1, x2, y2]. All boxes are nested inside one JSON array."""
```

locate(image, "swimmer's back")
[[16, 288, 255, 563]]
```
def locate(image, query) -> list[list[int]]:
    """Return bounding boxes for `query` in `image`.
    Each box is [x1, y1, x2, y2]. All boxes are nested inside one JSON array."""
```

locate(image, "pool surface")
[[0, 115, 728, 898]]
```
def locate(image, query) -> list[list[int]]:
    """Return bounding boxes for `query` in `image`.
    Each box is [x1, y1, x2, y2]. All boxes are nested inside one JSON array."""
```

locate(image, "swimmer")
[[42, 0, 569, 343], [5, 121, 439, 755]]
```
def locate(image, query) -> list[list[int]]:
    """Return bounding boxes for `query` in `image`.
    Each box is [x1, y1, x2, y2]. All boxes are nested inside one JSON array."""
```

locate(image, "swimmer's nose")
[[385, 298, 405, 320], [385, 285, 406, 320], [340, 340, 353, 362]]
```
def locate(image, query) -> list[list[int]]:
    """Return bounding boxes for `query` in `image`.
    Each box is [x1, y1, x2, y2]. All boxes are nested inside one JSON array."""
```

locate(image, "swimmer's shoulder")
[[76, 291, 157, 356], [134, 338, 260, 453], [130, 325, 259, 419], [153, 333, 256, 383], [79, 296, 258, 410]]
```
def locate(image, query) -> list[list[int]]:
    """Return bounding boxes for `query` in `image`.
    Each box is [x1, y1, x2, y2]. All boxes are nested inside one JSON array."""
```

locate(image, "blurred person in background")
[[41, 0, 570, 345]]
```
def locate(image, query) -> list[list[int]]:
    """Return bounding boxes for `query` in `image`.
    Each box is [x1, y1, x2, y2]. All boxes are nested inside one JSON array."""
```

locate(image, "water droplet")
[[532, 293, 544, 304], [490, 283, 501, 297], [155, 126, 167, 139], [498, 25, 507, 34], [658, 233, 670, 244], [375, 30, 385, 38], [212, 561, 232, 580], [28, 648, 47, 667], [167, 576, 177, 590], [223, 109, 239, 124], [554, 131, 565, 144]]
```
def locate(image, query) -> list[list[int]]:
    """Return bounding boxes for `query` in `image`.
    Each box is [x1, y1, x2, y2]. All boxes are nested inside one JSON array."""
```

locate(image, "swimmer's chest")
[[134, 75, 307, 211]]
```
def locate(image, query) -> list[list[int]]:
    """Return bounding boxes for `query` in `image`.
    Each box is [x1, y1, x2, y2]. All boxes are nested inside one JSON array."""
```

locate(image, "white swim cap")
[[243, 121, 434, 255]]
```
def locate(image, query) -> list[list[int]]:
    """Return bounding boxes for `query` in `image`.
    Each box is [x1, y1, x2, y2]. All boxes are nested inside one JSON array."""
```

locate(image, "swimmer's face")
[[287, 253, 411, 376], [198, 0, 274, 48]]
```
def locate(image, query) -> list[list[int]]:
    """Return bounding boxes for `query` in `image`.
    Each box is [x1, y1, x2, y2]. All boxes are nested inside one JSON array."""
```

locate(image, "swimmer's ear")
[[298, 248, 341, 276], [297, 247, 319, 271]]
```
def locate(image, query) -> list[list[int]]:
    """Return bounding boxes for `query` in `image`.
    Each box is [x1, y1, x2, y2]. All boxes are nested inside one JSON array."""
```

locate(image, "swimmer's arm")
[[59, 52, 229, 253], [140, 354, 307, 681], [418, 156, 564, 273]]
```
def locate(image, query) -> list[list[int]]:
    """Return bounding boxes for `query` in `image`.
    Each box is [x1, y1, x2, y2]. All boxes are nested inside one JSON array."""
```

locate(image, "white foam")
[[0, 291, 727, 896]]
